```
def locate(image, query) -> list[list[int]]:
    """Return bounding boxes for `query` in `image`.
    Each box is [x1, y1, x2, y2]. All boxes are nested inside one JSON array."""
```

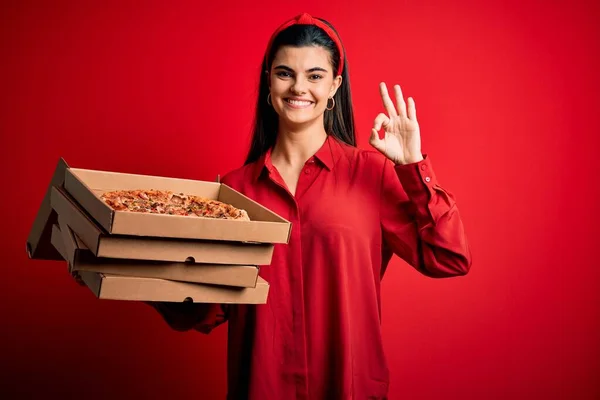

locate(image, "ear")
[[330, 75, 343, 97], [265, 70, 271, 89]]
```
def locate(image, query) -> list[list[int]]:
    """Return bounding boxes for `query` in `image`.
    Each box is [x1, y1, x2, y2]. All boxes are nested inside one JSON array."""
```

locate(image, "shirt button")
[[304, 169, 311, 174], [421, 165, 427, 171], [425, 176, 431, 182]]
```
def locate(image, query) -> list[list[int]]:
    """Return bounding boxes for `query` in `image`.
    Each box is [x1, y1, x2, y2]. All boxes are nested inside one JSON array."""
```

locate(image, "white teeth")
[[286, 99, 312, 106]]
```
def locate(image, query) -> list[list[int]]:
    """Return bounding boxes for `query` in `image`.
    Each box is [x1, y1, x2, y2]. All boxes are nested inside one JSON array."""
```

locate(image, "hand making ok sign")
[[369, 82, 424, 165]]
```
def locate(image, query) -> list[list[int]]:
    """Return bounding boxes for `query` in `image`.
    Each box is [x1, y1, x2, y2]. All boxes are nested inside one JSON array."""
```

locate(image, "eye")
[[275, 71, 292, 78], [309, 74, 323, 80]]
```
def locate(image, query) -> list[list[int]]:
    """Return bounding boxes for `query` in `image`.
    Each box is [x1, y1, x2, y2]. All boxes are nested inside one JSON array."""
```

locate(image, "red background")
[[2, 0, 599, 398]]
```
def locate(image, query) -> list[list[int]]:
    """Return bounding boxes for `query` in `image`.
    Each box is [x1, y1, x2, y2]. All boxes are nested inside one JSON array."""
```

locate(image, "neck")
[[272, 120, 327, 167]]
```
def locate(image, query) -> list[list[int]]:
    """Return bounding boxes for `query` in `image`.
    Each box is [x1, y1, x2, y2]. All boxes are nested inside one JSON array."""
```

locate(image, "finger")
[[379, 82, 398, 117], [394, 85, 407, 117], [407, 97, 417, 121], [373, 113, 390, 131], [369, 128, 384, 152]]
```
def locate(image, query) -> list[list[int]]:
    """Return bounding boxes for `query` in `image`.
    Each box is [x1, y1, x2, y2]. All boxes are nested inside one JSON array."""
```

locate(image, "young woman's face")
[[269, 45, 342, 128]]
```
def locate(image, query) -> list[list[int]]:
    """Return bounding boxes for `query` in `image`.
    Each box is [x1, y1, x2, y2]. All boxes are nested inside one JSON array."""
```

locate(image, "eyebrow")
[[273, 65, 329, 73]]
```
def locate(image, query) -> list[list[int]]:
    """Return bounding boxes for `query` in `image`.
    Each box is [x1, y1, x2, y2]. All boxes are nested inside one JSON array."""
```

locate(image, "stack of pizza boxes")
[[26, 158, 291, 304]]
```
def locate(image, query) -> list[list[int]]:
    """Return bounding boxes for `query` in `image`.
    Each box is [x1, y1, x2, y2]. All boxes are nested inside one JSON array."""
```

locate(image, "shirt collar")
[[252, 135, 343, 182], [313, 135, 336, 170]]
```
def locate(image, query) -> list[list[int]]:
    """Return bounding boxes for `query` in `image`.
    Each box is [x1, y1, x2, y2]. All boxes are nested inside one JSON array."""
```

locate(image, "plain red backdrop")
[[1, 0, 599, 398]]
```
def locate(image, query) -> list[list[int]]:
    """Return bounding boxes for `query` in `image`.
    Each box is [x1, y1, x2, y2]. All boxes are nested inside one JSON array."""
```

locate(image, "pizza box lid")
[[26, 157, 70, 260], [63, 165, 292, 244]]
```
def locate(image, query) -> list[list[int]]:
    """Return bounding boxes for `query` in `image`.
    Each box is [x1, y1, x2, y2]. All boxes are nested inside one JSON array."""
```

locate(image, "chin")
[[281, 117, 316, 127], [278, 110, 321, 126]]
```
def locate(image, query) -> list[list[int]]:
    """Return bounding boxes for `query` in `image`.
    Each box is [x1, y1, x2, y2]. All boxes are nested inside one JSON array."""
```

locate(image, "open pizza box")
[[63, 164, 291, 243], [50, 185, 276, 265], [27, 158, 282, 266], [50, 221, 269, 303], [51, 221, 260, 288]]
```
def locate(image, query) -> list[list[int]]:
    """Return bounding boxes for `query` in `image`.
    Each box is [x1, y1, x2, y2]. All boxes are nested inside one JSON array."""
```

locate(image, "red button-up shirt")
[[152, 135, 471, 399]]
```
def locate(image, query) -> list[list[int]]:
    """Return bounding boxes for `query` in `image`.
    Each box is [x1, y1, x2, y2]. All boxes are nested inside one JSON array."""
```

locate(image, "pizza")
[[100, 189, 250, 220]]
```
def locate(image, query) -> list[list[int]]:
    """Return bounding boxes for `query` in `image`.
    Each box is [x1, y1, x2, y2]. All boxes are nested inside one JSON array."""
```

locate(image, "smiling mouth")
[[285, 99, 313, 108]]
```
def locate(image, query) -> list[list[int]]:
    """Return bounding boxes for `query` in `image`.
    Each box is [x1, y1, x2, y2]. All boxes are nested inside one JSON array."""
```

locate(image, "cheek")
[[270, 80, 288, 96], [313, 93, 330, 109], [314, 84, 334, 101]]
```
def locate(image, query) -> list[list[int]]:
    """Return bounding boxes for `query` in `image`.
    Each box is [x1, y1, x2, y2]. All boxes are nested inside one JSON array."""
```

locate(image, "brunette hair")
[[244, 17, 356, 165]]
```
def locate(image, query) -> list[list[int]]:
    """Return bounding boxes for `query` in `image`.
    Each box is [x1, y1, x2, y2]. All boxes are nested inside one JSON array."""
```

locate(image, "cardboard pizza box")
[[50, 186, 276, 265], [51, 222, 260, 288], [78, 272, 269, 304], [26, 158, 70, 260], [50, 224, 269, 303], [63, 165, 291, 243]]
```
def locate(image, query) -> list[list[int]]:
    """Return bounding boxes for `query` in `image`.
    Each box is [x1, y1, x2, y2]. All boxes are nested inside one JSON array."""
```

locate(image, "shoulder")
[[220, 162, 256, 191], [334, 138, 390, 175]]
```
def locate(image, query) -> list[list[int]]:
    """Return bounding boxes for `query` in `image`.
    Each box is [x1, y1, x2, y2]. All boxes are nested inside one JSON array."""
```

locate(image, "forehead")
[[272, 46, 332, 70]]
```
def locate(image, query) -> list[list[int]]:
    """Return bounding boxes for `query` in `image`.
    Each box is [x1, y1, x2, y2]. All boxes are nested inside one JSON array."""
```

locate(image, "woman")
[[149, 13, 471, 399]]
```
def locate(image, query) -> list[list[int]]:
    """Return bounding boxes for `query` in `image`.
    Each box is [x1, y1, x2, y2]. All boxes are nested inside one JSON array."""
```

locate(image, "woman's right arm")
[[145, 301, 228, 333], [145, 169, 239, 334]]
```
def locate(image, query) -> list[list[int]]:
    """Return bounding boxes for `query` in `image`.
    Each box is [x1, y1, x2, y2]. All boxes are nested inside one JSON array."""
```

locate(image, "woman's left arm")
[[379, 155, 472, 277], [371, 83, 472, 277]]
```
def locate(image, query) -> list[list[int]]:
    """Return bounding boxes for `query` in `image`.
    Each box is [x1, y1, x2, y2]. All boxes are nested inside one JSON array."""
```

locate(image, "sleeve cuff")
[[394, 154, 437, 201]]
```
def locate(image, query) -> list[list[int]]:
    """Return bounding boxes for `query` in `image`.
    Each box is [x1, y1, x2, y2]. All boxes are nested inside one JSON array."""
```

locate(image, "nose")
[[290, 76, 308, 95]]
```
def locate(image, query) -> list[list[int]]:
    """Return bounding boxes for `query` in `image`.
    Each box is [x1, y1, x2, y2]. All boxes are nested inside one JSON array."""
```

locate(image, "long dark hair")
[[244, 18, 356, 165]]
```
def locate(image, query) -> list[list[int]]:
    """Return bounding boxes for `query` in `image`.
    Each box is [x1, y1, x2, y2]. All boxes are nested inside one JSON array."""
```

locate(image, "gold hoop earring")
[[267, 93, 272, 106], [326, 97, 335, 111]]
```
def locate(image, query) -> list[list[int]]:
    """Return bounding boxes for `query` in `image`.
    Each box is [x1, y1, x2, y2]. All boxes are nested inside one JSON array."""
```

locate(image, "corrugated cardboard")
[[26, 158, 69, 260], [78, 272, 269, 303], [50, 186, 276, 265], [64, 167, 291, 243], [54, 221, 260, 288]]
